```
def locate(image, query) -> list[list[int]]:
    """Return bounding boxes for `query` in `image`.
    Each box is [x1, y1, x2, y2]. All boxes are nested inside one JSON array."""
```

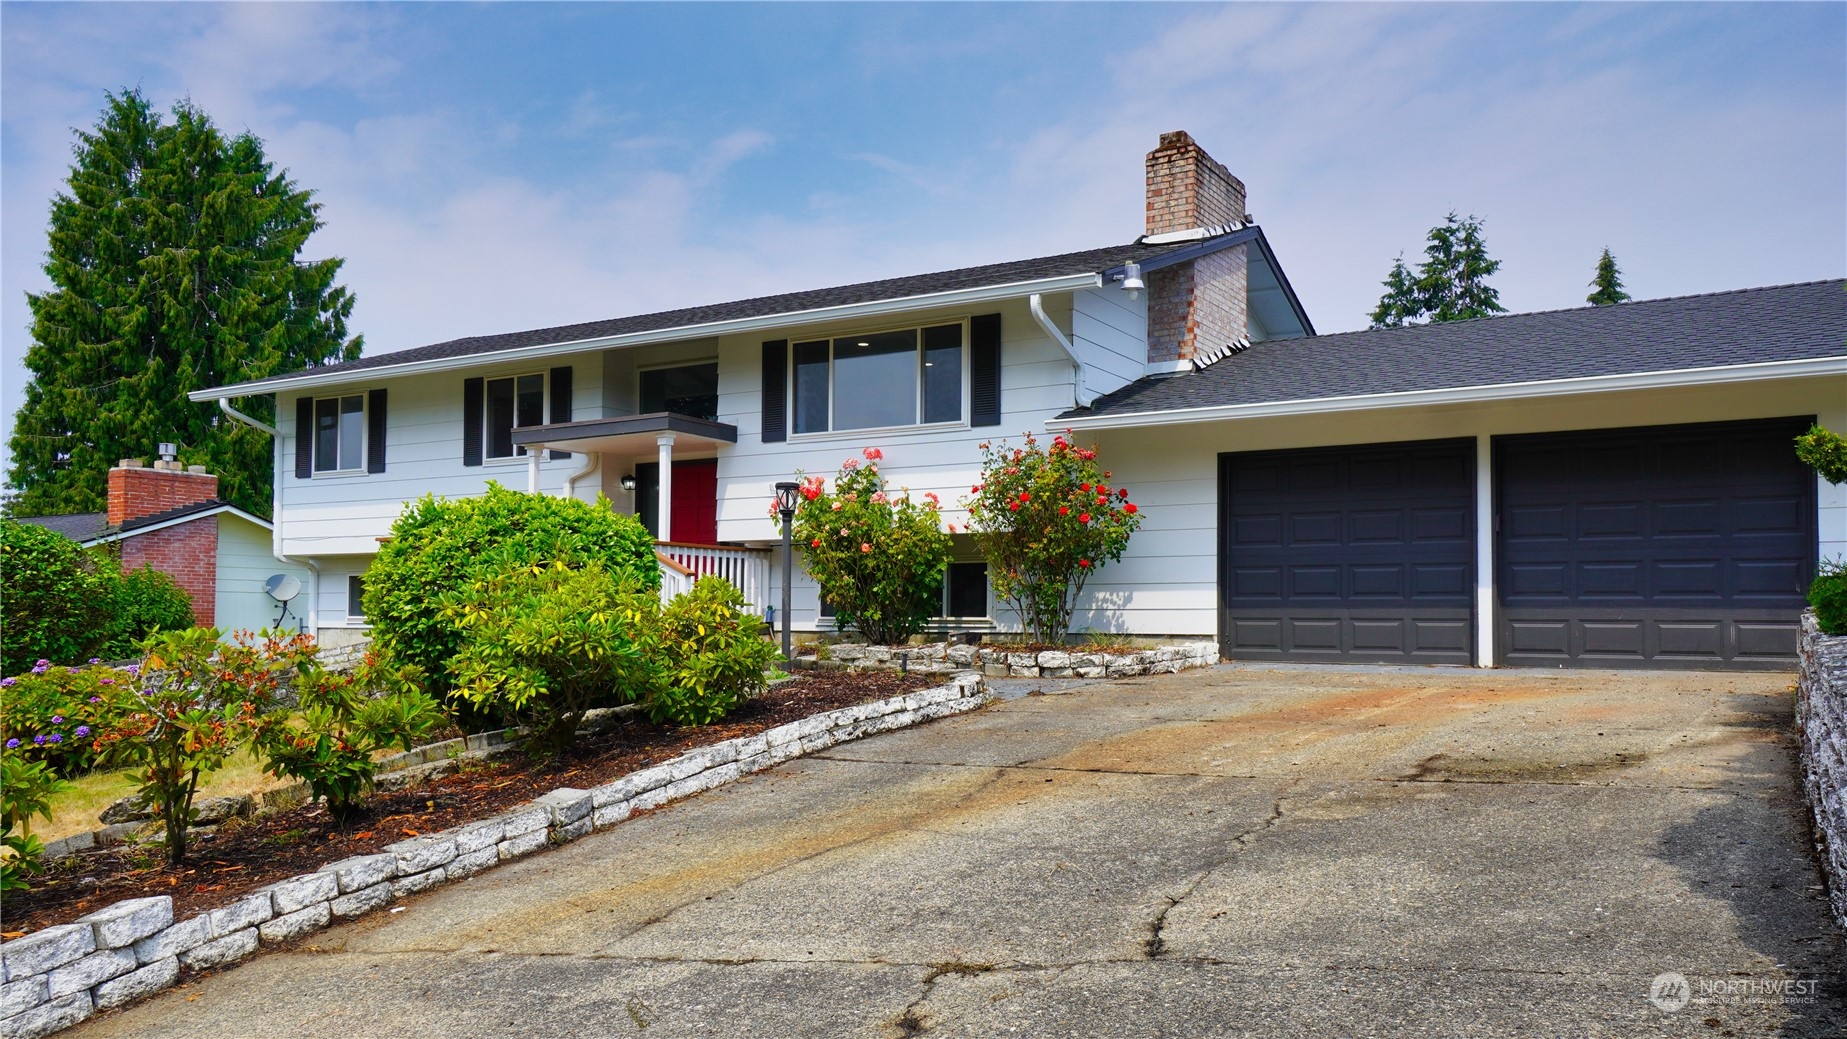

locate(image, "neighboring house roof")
[[16, 501, 273, 547], [193, 230, 1311, 400], [1062, 280, 1847, 426], [14, 511, 109, 542]]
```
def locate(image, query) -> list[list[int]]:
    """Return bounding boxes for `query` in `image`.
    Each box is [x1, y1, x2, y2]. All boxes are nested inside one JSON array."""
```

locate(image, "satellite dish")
[[264, 573, 301, 602]]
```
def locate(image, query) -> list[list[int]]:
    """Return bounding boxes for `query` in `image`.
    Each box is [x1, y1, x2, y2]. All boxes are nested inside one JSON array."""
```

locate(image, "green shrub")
[[0, 661, 137, 778], [366, 485, 660, 701], [788, 448, 952, 645], [446, 561, 657, 757], [1, 754, 65, 891], [0, 519, 118, 674], [1796, 425, 1847, 485], [1812, 560, 1847, 636], [647, 577, 779, 726], [98, 565, 195, 660], [965, 433, 1143, 644], [254, 648, 443, 823]]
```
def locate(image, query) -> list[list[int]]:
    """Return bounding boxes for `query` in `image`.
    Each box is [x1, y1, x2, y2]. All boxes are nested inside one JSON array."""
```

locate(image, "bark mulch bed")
[[2, 669, 937, 937]]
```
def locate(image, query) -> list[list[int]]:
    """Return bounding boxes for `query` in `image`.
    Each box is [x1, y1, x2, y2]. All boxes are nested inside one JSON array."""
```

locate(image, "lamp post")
[[774, 481, 799, 666]]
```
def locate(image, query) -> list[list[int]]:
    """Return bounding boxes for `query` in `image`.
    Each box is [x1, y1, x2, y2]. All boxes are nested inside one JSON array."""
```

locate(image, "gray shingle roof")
[[240, 239, 1210, 391], [1066, 280, 1846, 419], [13, 512, 108, 542]]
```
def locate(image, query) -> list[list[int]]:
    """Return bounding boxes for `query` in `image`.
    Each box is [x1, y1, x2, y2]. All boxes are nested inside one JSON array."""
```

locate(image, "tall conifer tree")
[[1587, 247, 1631, 306], [1368, 213, 1506, 328], [8, 90, 360, 518]]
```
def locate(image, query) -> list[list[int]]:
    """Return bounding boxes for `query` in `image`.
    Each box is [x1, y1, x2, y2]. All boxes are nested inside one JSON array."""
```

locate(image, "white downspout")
[[562, 451, 600, 499], [219, 397, 319, 634], [1028, 293, 1085, 408]]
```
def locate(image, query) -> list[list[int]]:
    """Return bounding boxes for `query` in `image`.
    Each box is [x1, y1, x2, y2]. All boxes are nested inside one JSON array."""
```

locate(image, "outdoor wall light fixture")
[[774, 481, 800, 665], [1120, 263, 1144, 301], [619, 473, 637, 491]]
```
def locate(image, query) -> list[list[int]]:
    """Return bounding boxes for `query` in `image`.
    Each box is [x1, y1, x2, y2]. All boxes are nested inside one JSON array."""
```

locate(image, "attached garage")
[[1495, 417, 1817, 669], [1218, 438, 1475, 664]]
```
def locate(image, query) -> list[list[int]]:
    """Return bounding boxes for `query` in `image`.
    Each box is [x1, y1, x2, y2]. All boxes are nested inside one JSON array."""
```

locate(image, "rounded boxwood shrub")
[[364, 484, 660, 700], [1813, 560, 1847, 636], [0, 519, 118, 675]]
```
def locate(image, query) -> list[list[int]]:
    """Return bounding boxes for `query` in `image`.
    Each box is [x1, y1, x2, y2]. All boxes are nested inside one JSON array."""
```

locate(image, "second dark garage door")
[[1218, 438, 1475, 664], [1495, 417, 1816, 669]]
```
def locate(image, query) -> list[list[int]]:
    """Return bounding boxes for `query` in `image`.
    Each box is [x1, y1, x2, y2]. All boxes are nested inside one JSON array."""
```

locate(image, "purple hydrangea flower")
[[88, 658, 101, 665], [0, 678, 13, 687], [74, 726, 90, 737], [31, 661, 49, 674], [32, 735, 46, 746], [50, 716, 62, 725], [65, 667, 79, 675], [4, 739, 18, 750], [46, 734, 62, 744]]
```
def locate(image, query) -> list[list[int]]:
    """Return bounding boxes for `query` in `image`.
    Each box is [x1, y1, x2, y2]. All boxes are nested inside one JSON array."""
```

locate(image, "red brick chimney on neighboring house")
[[1144, 131, 1250, 368], [107, 454, 221, 626]]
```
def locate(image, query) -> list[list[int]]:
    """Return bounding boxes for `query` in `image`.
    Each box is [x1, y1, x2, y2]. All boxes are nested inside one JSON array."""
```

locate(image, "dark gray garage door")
[[1218, 439, 1475, 664], [1496, 417, 1816, 670]]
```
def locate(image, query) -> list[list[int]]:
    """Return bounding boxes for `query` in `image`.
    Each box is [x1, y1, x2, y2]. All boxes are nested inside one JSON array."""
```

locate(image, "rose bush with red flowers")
[[785, 448, 951, 645], [964, 433, 1142, 643]]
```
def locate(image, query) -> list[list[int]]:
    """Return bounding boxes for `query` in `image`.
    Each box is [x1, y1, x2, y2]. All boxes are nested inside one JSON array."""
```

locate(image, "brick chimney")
[[1144, 131, 1250, 368], [107, 455, 220, 526]]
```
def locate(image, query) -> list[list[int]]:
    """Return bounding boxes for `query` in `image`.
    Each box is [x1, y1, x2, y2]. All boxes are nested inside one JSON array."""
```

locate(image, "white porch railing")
[[654, 541, 772, 615]]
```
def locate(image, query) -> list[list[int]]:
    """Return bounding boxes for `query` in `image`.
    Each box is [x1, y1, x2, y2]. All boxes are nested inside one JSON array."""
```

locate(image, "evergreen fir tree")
[[7, 91, 360, 518], [1368, 254, 1421, 329], [1587, 247, 1631, 306], [1368, 212, 1506, 327]]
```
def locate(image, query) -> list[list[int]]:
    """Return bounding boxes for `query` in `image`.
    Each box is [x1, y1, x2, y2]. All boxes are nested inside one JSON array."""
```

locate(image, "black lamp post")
[[774, 481, 799, 665]]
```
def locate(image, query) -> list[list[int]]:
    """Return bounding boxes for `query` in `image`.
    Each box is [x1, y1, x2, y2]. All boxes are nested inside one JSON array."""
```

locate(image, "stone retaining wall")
[[823, 639, 1220, 679], [0, 674, 989, 1038], [1798, 612, 1847, 933]]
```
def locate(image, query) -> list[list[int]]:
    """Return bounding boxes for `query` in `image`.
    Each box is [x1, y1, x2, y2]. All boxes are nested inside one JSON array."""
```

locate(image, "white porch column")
[[527, 445, 544, 494], [656, 434, 675, 542], [1474, 432, 1495, 668]]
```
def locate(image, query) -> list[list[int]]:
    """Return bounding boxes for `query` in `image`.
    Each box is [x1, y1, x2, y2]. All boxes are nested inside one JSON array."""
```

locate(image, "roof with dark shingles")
[[1065, 280, 1847, 420], [13, 512, 108, 542], [13, 500, 253, 544], [236, 239, 1206, 391]]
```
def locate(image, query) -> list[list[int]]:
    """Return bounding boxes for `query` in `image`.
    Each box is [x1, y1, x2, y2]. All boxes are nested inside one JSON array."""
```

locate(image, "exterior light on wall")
[[619, 473, 637, 491], [1120, 263, 1144, 301], [774, 481, 800, 666]]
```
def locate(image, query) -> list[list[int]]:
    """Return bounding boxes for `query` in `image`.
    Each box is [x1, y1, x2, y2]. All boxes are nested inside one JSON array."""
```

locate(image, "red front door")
[[638, 459, 718, 544]]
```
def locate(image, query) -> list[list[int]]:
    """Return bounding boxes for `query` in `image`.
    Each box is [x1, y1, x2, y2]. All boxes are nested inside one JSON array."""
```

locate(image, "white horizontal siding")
[[1071, 286, 1147, 401], [278, 360, 607, 556], [313, 555, 375, 631], [213, 515, 312, 637]]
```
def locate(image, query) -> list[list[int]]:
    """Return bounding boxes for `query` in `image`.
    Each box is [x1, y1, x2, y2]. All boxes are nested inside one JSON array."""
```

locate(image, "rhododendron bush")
[[786, 448, 951, 645], [964, 433, 1142, 643]]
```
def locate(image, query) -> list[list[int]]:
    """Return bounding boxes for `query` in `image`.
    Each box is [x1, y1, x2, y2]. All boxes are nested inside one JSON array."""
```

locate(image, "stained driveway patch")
[[73, 666, 1846, 1038]]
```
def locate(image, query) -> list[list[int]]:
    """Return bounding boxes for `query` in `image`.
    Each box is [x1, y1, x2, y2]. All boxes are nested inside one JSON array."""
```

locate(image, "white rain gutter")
[[561, 449, 600, 499], [217, 398, 319, 633], [1056, 356, 1847, 431], [1028, 292, 1086, 408], [188, 272, 1106, 402]]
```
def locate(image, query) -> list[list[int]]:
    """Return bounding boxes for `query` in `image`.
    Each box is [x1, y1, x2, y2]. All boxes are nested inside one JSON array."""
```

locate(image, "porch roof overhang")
[[510, 412, 737, 455]]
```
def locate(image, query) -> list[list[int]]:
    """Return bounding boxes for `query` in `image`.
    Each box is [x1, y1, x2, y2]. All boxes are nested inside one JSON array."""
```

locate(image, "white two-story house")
[[193, 131, 1846, 672]]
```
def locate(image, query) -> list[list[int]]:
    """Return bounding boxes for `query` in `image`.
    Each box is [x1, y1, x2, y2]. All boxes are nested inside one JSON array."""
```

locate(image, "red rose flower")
[[1124, 503, 1138, 514], [1079, 512, 1091, 523]]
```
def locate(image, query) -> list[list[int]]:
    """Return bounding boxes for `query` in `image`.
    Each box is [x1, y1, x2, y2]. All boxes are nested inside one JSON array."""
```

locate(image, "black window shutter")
[[971, 313, 1002, 427], [294, 397, 314, 478], [548, 366, 573, 459], [761, 340, 788, 443], [366, 388, 388, 474], [462, 377, 484, 467]]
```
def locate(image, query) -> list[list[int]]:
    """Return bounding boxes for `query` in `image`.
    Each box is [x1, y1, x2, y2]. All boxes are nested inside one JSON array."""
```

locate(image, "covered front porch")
[[512, 412, 771, 613]]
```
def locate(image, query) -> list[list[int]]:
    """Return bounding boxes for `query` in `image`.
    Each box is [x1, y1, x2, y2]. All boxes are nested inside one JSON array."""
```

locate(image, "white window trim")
[[483, 370, 550, 464], [788, 319, 970, 440], [310, 393, 368, 478]]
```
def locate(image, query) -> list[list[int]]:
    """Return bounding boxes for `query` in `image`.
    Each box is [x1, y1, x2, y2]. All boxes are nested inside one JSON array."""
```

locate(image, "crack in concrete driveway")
[[72, 666, 1847, 1038]]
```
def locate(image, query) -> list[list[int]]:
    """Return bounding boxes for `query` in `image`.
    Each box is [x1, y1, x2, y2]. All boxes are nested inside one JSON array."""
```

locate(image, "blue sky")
[[3, 2, 1843, 477]]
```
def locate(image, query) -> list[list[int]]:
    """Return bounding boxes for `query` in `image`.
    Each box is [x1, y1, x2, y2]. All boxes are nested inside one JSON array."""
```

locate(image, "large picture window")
[[313, 395, 365, 473], [792, 323, 963, 434], [486, 373, 546, 459], [640, 363, 720, 421]]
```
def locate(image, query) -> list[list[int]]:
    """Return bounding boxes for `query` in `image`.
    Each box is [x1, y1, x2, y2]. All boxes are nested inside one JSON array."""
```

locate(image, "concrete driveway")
[[75, 665, 1845, 1038]]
